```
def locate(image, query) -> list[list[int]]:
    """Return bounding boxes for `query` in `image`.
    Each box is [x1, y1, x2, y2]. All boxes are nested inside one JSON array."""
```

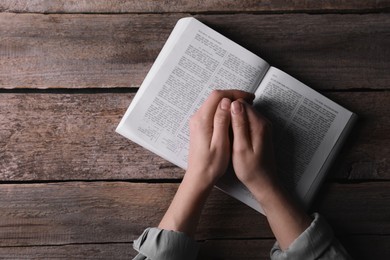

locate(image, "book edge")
[[116, 17, 194, 136], [303, 112, 358, 209]]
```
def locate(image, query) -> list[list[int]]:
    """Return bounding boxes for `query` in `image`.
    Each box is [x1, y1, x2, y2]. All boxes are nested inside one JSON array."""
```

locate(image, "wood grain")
[[339, 235, 390, 260], [0, 236, 388, 259], [0, 93, 185, 181], [0, 2, 388, 259], [1, 13, 389, 89], [323, 91, 390, 180], [0, 0, 388, 13], [0, 182, 389, 247], [0, 243, 136, 259], [199, 236, 390, 260], [1, 92, 388, 181]]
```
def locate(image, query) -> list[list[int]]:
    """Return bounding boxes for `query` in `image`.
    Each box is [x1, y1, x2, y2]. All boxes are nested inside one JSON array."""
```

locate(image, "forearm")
[[248, 180, 311, 250], [158, 171, 213, 237]]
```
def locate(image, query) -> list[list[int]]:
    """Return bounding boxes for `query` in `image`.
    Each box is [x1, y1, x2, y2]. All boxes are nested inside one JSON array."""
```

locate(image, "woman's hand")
[[186, 90, 255, 188], [230, 100, 311, 250], [158, 90, 254, 236], [230, 100, 280, 202]]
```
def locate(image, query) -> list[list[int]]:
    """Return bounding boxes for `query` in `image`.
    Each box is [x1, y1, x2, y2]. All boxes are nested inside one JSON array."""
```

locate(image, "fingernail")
[[220, 98, 231, 111], [232, 101, 242, 114]]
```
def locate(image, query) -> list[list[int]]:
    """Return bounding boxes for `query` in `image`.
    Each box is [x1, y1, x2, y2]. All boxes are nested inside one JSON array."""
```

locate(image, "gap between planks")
[[0, 0, 389, 14]]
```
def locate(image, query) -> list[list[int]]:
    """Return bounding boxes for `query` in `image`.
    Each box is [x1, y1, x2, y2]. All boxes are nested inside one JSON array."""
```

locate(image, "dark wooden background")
[[0, 1, 389, 259]]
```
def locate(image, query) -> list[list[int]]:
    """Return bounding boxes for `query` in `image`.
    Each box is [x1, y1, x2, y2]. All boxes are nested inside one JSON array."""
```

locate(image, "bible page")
[[253, 67, 354, 205], [116, 17, 269, 169]]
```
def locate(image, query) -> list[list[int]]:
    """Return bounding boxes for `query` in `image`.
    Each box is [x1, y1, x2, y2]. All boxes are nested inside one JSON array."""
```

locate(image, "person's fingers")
[[192, 90, 254, 145], [244, 103, 272, 152], [189, 113, 212, 148], [211, 98, 231, 148], [197, 90, 255, 127], [231, 100, 252, 152]]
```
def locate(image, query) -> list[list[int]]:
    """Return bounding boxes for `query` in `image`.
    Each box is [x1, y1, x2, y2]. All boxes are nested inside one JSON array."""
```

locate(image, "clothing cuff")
[[133, 227, 199, 260], [270, 213, 338, 259]]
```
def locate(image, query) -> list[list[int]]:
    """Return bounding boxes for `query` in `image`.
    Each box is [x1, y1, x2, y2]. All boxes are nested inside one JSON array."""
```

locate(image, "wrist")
[[158, 170, 214, 236], [245, 175, 284, 207], [184, 168, 219, 191]]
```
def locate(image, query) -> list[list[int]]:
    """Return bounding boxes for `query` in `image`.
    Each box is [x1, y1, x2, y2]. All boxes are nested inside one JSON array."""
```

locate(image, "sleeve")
[[270, 213, 352, 260], [132, 227, 199, 260]]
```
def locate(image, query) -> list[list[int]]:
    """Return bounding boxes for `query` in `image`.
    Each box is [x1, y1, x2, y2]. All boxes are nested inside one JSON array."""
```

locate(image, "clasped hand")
[[159, 90, 310, 244], [186, 90, 279, 200]]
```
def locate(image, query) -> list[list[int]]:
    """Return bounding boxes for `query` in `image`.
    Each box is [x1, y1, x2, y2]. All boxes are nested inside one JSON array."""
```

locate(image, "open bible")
[[116, 17, 357, 214]]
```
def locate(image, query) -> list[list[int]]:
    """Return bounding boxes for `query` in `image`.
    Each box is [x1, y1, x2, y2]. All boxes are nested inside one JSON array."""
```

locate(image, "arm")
[[231, 100, 351, 260], [230, 100, 311, 250], [158, 90, 255, 236], [133, 90, 254, 260], [156, 166, 215, 237]]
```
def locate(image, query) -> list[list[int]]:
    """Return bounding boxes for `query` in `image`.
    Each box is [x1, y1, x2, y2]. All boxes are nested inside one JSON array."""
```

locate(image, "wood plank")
[[0, 0, 388, 13], [0, 92, 388, 181], [324, 91, 390, 180], [339, 235, 390, 260], [0, 93, 185, 181], [1, 13, 389, 90], [0, 182, 389, 246], [0, 244, 136, 259], [313, 182, 390, 236], [0, 236, 388, 259], [199, 236, 390, 260]]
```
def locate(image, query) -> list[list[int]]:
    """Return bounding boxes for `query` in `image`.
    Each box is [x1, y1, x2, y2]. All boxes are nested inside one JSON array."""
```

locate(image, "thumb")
[[211, 98, 231, 147]]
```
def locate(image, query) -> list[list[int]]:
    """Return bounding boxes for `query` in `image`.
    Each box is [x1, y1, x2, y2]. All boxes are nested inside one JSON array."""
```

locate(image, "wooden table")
[[1, 1, 389, 259]]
